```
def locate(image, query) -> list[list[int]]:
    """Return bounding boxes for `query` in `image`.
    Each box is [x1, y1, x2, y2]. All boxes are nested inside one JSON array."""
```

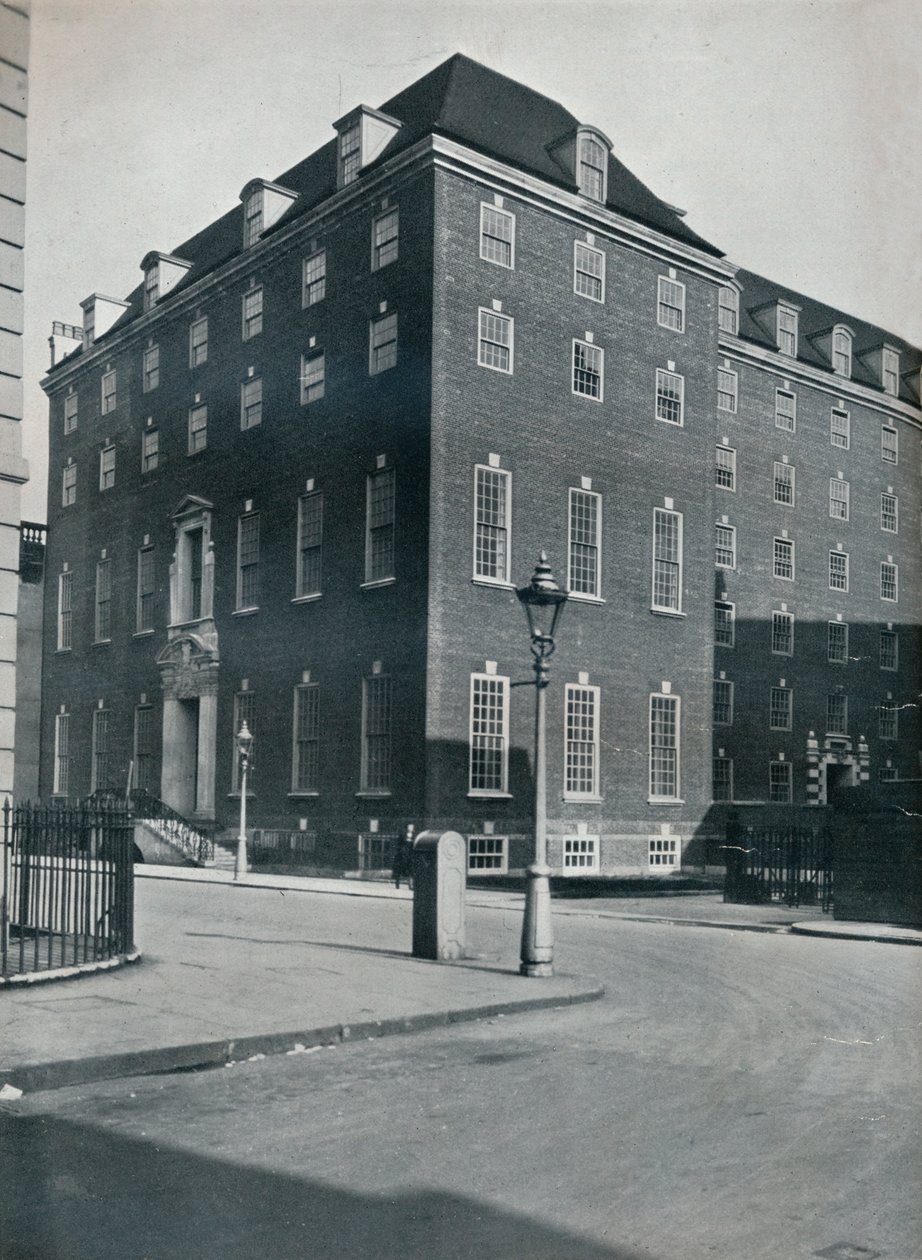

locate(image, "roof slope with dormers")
[[734, 268, 921, 406], [49, 53, 723, 370]]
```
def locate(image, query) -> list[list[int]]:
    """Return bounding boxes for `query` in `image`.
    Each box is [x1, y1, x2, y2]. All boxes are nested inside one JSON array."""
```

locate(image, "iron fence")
[[723, 819, 833, 910], [1, 799, 135, 979]]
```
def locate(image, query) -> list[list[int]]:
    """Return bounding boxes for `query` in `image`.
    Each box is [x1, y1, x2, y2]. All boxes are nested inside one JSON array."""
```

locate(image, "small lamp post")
[[516, 552, 568, 977], [233, 721, 253, 881]]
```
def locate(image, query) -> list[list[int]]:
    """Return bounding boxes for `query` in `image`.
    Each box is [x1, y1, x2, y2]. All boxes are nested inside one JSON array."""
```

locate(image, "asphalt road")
[[2, 899, 919, 1260]]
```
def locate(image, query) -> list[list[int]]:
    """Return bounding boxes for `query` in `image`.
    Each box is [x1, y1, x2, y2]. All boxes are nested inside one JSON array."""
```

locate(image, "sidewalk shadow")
[[0, 1110, 646, 1260]]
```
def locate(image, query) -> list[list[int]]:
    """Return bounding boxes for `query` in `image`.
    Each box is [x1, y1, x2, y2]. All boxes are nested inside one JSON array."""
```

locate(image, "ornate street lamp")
[[516, 552, 568, 976], [233, 721, 253, 881]]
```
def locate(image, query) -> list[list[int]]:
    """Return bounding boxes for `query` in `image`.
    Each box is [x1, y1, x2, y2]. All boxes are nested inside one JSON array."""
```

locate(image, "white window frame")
[[577, 131, 607, 202], [829, 477, 849, 521], [829, 551, 849, 592], [143, 262, 159, 310], [235, 513, 260, 611], [773, 537, 794, 581], [657, 276, 685, 332], [62, 463, 76, 506], [713, 678, 734, 727], [572, 338, 603, 400], [469, 672, 510, 796], [371, 207, 399, 271], [777, 305, 798, 356], [563, 835, 600, 873], [53, 711, 71, 795], [712, 756, 733, 802], [769, 761, 792, 803], [338, 122, 361, 187], [652, 507, 683, 613], [295, 490, 323, 599], [774, 388, 796, 432], [715, 446, 736, 491], [142, 426, 159, 474], [649, 693, 680, 802], [714, 600, 735, 648], [240, 376, 263, 430], [467, 835, 508, 875], [878, 700, 898, 741], [649, 837, 679, 869], [369, 312, 398, 374], [302, 249, 327, 306], [478, 308, 514, 374], [189, 316, 208, 367], [715, 523, 736, 570], [142, 344, 159, 393], [567, 487, 601, 599], [655, 368, 684, 426], [717, 367, 737, 413], [880, 561, 898, 603], [771, 610, 794, 657], [94, 558, 111, 642], [882, 347, 900, 396], [188, 403, 207, 454], [881, 425, 898, 464], [827, 621, 848, 665], [473, 464, 511, 584], [879, 629, 898, 671], [136, 545, 155, 634], [57, 570, 73, 651], [832, 327, 852, 378], [300, 350, 325, 404], [769, 686, 792, 732], [64, 393, 78, 433], [244, 189, 263, 247], [573, 241, 605, 302], [364, 466, 396, 585], [99, 445, 116, 491], [564, 682, 600, 800], [773, 461, 795, 506], [830, 408, 850, 449], [718, 287, 738, 335], [242, 286, 263, 341], [880, 492, 898, 534], [91, 707, 112, 792], [480, 204, 515, 269], [826, 693, 848, 736], [101, 369, 117, 415], [133, 703, 155, 794], [292, 683, 320, 794]]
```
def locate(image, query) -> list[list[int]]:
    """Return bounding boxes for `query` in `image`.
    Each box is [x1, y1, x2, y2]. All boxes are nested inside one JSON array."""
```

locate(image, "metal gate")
[[723, 821, 833, 910]]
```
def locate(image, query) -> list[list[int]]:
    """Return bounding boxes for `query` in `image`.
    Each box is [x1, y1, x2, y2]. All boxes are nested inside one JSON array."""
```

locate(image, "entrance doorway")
[[819, 757, 856, 804]]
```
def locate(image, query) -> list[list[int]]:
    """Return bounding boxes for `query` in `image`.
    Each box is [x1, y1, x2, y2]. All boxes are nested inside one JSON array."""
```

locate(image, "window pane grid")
[[827, 621, 848, 663], [713, 679, 733, 726], [54, 713, 70, 795], [574, 242, 604, 300], [478, 310, 512, 372], [713, 756, 732, 801], [297, 492, 322, 597], [143, 345, 159, 392], [190, 317, 208, 366], [649, 695, 678, 799], [565, 685, 598, 797], [657, 277, 685, 331], [237, 515, 260, 608], [564, 837, 599, 870], [372, 209, 399, 269], [137, 546, 155, 633], [829, 478, 849, 520], [718, 288, 738, 334], [830, 409, 850, 448], [653, 509, 682, 610], [879, 630, 898, 671], [134, 705, 155, 793], [880, 493, 898, 533], [481, 206, 514, 268], [242, 287, 263, 339], [468, 836, 507, 872], [880, 562, 898, 601], [773, 538, 794, 580], [370, 313, 397, 373], [95, 560, 111, 641], [829, 552, 849, 591], [293, 685, 320, 791], [826, 694, 848, 735], [878, 700, 898, 740], [301, 351, 325, 404], [770, 686, 792, 730], [188, 405, 207, 453], [366, 469, 395, 582], [361, 676, 392, 792], [881, 426, 898, 463], [769, 762, 792, 803], [58, 572, 73, 650], [568, 489, 599, 596], [573, 341, 602, 398], [474, 467, 509, 581], [715, 601, 735, 647], [470, 675, 507, 793], [715, 524, 735, 569], [303, 250, 327, 305], [241, 377, 263, 430], [775, 389, 796, 431], [656, 369, 684, 424], [715, 446, 735, 490], [773, 462, 794, 505], [771, 611, 794, 655], [717, 368, 737, 412], [142, 428, 159, 472], [92, 709, 112, 791]]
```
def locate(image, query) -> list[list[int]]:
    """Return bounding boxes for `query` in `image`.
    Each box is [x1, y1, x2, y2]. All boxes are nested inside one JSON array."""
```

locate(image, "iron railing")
[[250, 829, 318, 868], [128, 788, 215, 864], [1, 799, 135, 979], [723, 821, 833, 910]]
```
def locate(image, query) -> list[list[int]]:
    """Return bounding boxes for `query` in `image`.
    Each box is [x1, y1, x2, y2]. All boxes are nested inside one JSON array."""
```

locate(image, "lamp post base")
[[519, 863, 553, 977], [234, 834, 248, 881]]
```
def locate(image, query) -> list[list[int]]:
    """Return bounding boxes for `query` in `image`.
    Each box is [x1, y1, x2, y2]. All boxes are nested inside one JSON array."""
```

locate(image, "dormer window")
[[144, 263, 159, 310], [882, 346, 900, 396], [333, 106, 402, 190], [832, 326, 852, 378], [238, 180, 298, 249], [718, 287, 739, 335], [777, 305, 799, 357], [140, 253, 192, 309], [577, 132, 607, 202]]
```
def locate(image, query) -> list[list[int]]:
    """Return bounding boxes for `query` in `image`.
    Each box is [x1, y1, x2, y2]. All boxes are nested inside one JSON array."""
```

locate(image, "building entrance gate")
[[724, 818, 833, 910]]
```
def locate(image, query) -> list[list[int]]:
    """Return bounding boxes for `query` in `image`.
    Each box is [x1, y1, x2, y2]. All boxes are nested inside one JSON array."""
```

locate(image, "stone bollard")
[[411, 830, 466, 960]]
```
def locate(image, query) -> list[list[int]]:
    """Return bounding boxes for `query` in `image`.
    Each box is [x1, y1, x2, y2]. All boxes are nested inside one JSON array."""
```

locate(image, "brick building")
[[38, 55, 921, 875]]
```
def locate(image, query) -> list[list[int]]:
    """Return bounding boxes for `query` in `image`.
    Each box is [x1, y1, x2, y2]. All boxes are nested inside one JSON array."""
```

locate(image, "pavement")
[[1, 865, 919, 1097]]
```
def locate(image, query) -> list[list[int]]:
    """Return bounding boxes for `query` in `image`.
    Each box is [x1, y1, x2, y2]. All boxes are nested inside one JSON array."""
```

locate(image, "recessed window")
[[240, 377, 263, 430], [829, 551, 849, 592], [57, 571, 73, 651], [236, 513, 260, 610], [827, 621, 848, 664], [136, 545, 155, 634], [773, 537, 794, 580], [480, 204, 515, 269], [880, 493, 898, 533], [53, 711, 71, 795], [568, 487, 601, 598], [296, 491, 323, 599], [189, 317, 208, 367], [142, 344, 159, 393], [769, 686, 792, 731], [564, 836, 600, 873], [142, 426, 159, 473], [882, 347, 900, 396], [572, 339, 603, 399], [95, 558, 112, 641], [649, 837, 678, 869], [829, 477, 849, 521], [577, 133, 607, 202], [717, 367, 737, 413], [715, 523, 736, 570], [292, 683, 320, 793], [232, 690, 255, 792], [879, 699, 898, 740], [301, 350, 325, 404], [143, 262, 159, 310], [881, 425, 898, 464], [657, 276, 685, 332], [655, 368, 684, 425], [64, 394, 78, 434], [773, 462, 795, 506], [371, 207, 399, 270], [715, 446, 736, 491], [369, 312, 397, 374], [467, 836, 508, 874], [771, 610, 793, 656], [303, 250, 326, 306], [574, 242, 604, 302], [338, 123, 361, 187], [99, 445, 116, 491], [826, 693, 847, 736], [242, 287, 263, 340], [564, 683, 600, 799], [474, 464, 511, 583], [832, 328, 852, 377], [775, 389, 796, 432], [469, 672, 509, 795], [244, 190, 263, 247], [830, 408, 850, 449], [365, 466, 395, 583], [133, 705, 155, 793], [879, 629, 898, 671], [713, 756, 733, 801], [174, 523, 205, 623], [101, 369, 117, 415], [91, 708, 112, 791], [188, 403, 207, 454], [879, 766, 898, 784], [880, 561, 898, 602], [713, 678, 733, 726], [478, 309, 513, 373], [777, 305, 798, 356], [769, 761, 792, 803], [649, 693, 680, 801], [652, 508, 683, 612], [714, 600, 735, 647], [718, 287, 738, 335], [62, 463, 77, 506]]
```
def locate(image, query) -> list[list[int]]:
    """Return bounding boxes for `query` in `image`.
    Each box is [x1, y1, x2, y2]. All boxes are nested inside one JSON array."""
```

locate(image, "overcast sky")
[[21, 0, 922, 521]]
